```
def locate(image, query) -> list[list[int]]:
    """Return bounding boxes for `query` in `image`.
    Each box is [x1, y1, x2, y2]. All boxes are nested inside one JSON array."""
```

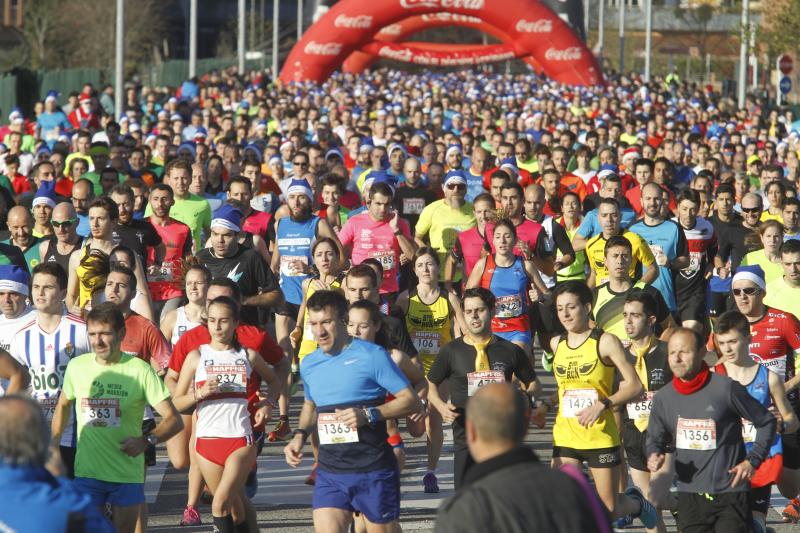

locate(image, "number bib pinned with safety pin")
[[467, 371, 505, 396], [81, 398, 121, 428], [676, 417, 717, 451], [561, 388, 598, 418], [317, 413, 359, 445]]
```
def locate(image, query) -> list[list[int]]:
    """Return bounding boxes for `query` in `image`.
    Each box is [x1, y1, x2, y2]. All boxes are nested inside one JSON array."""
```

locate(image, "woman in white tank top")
[[172, 296, 281, 532], [160, 264, 208, 345]]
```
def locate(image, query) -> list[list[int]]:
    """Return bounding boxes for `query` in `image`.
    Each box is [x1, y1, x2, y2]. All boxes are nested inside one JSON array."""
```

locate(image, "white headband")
[[0, 280, 28, 296], [732, 270, 766, 290], [210, 218, 240, 233]]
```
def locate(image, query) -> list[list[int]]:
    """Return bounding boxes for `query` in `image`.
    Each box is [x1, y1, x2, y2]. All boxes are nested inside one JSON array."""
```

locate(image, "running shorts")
[[552, 445, 621, 468], [196, 435, 254, 467], [313, 467, 400, 524], [72, 478, 145, 507]]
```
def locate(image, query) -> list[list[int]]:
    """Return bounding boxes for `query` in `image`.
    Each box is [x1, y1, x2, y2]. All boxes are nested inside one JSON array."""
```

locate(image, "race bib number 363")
[[81, 398, 121, 428], [467, 371, 505, 396], [676, 417, 716, 451], [317, 413, 359, 445], [561, 388, 598, 418]]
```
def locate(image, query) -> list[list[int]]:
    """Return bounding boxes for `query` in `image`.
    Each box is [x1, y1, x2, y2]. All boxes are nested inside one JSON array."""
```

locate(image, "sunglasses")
[[52, 218, 77, 229], [446, 183, 466, 190], [293, 161, 309, 166], [732, 287, 761, 297], [741, 207, 761, 214]]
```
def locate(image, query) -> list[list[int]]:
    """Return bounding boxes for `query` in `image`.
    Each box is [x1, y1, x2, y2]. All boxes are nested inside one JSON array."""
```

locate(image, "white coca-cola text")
[[516, 18, 553, 33], [399, 0, 484, 10], [544, 46, 582, 61], [334, 14, 373, 29], [304, 41, 343, 56], [378, 45, 414, 63]]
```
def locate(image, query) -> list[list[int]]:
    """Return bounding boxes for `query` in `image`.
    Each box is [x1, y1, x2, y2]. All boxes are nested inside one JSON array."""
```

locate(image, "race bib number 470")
[[676, 417, 716, 451], [467, 371, 505, 396], [561, 388, 598, 418], [81, 398, 121, 428], [317, 413, 359, 445]]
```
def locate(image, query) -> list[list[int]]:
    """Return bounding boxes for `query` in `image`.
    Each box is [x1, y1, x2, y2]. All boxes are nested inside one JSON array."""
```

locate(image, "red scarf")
[[672, 362, 711, 395]]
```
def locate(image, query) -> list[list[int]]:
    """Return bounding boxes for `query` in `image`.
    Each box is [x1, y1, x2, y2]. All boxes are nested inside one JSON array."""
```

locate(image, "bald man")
[[71, 178, 94, 237], [466, 146, 488, 202], [435, 383, 608, 532], [3, 205, 42, 270], [39, 202, 84, 273]]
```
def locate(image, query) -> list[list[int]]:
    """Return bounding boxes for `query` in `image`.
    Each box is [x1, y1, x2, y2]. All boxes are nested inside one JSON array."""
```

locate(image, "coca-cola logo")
[[516, 18, 553, 33], [544, 46, 582, 61], [334, 14, 373, 29], [378, 45, 414, 63], [421, 13, 482, 23], [379, 24, 402, 36], [304, 41, 343, 56], [399, 0, 485, 10]]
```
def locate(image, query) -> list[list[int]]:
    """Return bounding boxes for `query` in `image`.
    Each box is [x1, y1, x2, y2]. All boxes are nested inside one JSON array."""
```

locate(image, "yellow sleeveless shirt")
[[298, 276, 343, 361], [404, 289, 452, 374], [553, 329, 619, 449]]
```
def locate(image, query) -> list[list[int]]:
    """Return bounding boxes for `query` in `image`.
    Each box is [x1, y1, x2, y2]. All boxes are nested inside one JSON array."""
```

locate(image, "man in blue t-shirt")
[[629, 182, 689, 312], [285, 290, 421, 532]]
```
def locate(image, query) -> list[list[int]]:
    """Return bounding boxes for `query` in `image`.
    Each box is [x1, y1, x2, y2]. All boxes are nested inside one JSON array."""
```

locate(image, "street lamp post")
[[644, 0, 652, 82], [238, 0, 246, 73], [189, 0, 197, 79], [738, 0, 749, 108], [273, 0, 280, 81], [115, 0, 124, 118], [619, 0, 625, 74]]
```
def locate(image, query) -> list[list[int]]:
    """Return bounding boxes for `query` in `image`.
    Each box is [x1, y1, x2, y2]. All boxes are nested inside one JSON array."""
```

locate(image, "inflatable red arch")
[[280, 0, 602, 86], [343, 13, 548, 74]]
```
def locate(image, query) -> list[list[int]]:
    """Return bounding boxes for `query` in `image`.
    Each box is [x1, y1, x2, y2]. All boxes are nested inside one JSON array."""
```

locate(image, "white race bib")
[[467, 370, 505, 396], [650, 244, 668, 266], [280, 255, 309, 276], [39, 396, 58, 421], [81, 398, 121, 428], [495, 294, 523, 318], [371, 251, 396, 271], [741, 418, 756, 444], [626, 391, 655, 421], [402, 197, 425, 215], [676, 417, 717, 451], [561, 388, 598, 418], [317, 413, 359, 445], [206, 364, 247, 393], [150, 263, 174, 282], [412, 331, 440, 354]]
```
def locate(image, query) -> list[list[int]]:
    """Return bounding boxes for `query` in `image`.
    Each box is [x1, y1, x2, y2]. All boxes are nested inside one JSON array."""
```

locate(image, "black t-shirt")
[[427, 336, 537, 409], [196, 245, 280, 325], [393, 184, 438, 235], [709, 213, 756, 272], [112, 219, 162, 261], [378, 314, 418, 357]]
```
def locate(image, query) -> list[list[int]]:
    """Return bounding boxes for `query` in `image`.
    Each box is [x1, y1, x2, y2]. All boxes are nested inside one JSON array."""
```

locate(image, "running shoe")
[[625, 486, 657, 529], [305, 463, 318, 486], [180, 505, 201, 526], [267, 419, 292, 442], [423, 472, 439, 494], [782, 497, 800, 523], [612, 514, 633, 529]]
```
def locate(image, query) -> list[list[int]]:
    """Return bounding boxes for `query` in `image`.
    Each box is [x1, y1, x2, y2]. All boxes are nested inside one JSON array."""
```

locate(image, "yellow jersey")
[[298, 276, 343, 361], [585, 230, 655, 286], [403, 289, 453, 374], [553, 329, 619, 449]]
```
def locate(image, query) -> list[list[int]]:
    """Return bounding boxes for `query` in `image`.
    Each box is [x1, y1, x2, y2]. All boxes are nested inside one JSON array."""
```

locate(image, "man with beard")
[[271, 178, 342, 442], [110, 184, 163, 265]]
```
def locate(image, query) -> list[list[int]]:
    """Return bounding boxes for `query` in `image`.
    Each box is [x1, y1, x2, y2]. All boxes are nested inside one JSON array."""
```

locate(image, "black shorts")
[[60, 445, 76, 479], [552, 445, 621, 468], [751, 484, 772, 515], [677, 293, 706, 323], [677, 491, 750, 533], [622, 423, 648, 472], [274, 300, 301, 318], [783, 429, 800, 469]]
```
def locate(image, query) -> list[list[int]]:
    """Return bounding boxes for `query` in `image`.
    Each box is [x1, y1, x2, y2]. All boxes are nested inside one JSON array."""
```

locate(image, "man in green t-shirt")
[[51, 303, 182, 533]]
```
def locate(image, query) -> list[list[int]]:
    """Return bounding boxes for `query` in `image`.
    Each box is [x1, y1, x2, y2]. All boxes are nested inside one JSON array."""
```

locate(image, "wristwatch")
[[145, 434, 158, 446], [364, 406, 382, 424], [600, 398, 612, 410]]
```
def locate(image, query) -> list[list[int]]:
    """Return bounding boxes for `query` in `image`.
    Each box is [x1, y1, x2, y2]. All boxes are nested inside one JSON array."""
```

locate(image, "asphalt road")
[[146, 351, 798, 532]]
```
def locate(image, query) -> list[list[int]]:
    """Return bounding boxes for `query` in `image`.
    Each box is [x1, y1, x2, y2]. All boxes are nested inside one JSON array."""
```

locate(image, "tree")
[[22, 0, 61, 69], [673, 3, 715, 62], [760, 0, 800, 58]]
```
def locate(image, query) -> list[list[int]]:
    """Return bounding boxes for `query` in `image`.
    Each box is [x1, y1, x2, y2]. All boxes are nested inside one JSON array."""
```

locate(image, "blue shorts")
[[313, 467, 400, 524], [495, 330, 532, 346], [72, 477, 145, 507]]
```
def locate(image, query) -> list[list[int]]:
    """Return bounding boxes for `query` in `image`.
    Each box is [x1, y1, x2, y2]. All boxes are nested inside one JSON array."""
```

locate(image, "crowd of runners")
[[0, 65, 799, 533]]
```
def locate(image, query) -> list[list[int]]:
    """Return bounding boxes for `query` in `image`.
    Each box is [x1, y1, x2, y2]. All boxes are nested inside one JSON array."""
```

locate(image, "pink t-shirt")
[[339, 212, 411, 294]]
